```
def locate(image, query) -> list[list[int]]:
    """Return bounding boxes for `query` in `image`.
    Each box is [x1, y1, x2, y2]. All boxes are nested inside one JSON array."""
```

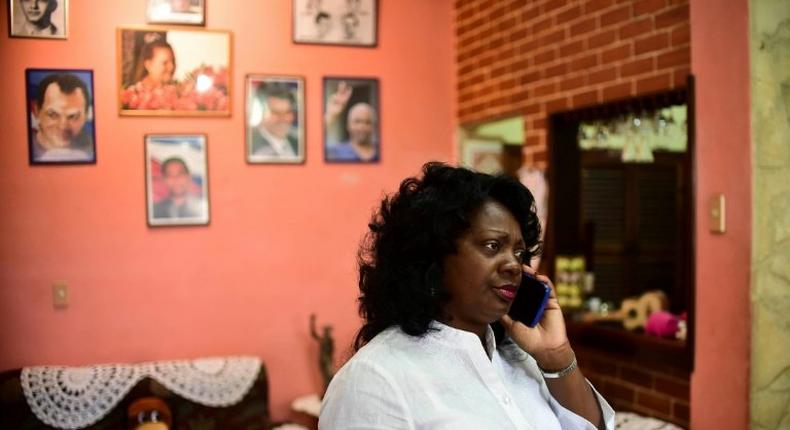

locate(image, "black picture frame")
[[323, 76, 380, 163], [26, 68, 96, 165]]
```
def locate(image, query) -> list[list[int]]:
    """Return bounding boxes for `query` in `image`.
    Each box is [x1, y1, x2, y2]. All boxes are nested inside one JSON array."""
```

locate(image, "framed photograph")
[[26, 68, 96, 165], [146, 0, 205, 25], [118, 27, 231, 117], [323, 77, 379, 163], [8, 0, 68, 39], [461, 138, 503, 174], [145, 134, 210, 226], [293, 0, 377, 47], [246, 75, 305, 164]]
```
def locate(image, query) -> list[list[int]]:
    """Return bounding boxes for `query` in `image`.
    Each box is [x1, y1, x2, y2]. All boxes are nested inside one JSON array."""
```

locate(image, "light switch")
[[52, 282, 69, 308], [709, 194, 726, 234]]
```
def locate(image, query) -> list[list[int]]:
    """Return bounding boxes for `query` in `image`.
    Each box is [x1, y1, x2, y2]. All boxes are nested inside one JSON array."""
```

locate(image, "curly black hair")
[[354, 162, 542, 350]]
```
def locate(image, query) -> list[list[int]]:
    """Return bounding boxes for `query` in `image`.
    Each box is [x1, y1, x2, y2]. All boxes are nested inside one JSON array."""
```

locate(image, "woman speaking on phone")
[[319, 162, 614, 429]]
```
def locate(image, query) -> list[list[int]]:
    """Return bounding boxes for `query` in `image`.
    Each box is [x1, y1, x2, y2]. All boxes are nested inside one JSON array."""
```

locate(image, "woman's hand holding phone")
[[500, 265, 576, 371], [507, 272, 550, 328]]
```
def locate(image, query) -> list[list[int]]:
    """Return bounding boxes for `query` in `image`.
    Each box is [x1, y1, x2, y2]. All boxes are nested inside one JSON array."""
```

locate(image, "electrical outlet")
[[52, 282, 69, 308]]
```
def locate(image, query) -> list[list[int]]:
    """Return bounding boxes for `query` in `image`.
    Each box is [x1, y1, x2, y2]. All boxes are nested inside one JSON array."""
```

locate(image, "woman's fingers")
[[500, 314, 515, 330], [521, 264, 537, 276], [501, 314, 530, 334]]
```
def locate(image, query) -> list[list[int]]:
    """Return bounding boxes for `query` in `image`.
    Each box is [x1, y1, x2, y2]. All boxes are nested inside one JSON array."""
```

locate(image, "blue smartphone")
[[508, 273, 551, 327]]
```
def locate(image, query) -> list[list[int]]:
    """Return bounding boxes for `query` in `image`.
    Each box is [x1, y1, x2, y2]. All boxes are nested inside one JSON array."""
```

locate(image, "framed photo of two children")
[[293, 0, 377, 47]]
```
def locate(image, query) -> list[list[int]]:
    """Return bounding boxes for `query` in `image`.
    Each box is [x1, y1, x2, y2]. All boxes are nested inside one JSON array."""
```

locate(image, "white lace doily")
[[20, 356, 261, 430], [21, 364, 140, 429], [145, 356, 261, 407]]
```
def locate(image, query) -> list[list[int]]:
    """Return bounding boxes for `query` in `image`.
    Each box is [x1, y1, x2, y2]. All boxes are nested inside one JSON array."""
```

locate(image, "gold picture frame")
[[117, 26, 232, 117]]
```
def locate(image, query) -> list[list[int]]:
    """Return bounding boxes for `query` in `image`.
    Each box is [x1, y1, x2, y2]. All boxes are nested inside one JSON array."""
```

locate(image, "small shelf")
[[566, 320, 691, 370]]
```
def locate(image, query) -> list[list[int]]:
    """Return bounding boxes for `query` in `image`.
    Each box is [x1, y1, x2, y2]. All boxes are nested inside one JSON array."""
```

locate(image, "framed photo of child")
[[145, 134, 210, 226], [9, 0, 68, 39]]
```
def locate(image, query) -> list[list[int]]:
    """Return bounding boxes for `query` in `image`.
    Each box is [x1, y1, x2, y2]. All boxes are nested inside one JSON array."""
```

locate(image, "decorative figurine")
[[310, 314, 335, 393]]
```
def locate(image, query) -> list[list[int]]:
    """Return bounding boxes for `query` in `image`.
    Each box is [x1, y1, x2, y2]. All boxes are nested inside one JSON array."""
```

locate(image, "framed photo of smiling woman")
[[117, 27, 231, 117], [9, 0, 68, 39]]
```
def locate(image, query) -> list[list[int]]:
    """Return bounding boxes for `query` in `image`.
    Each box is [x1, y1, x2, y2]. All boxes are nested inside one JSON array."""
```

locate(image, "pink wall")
[[689, 0, 751, 428], [0, 0, 455, 419]]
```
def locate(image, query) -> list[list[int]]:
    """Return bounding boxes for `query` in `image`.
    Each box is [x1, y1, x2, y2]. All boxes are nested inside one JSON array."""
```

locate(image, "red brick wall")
[[455, 1, 693, 426], [456, 0, 690, 166], [576, 346, 690, 427]]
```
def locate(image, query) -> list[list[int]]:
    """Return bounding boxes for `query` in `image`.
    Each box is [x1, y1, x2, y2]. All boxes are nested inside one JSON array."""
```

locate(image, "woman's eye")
[[515, 250, 527, 262], [484, 241, 500, 252]]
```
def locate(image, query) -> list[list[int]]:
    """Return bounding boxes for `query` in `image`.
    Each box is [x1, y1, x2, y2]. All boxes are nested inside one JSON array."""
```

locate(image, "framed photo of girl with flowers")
[[117, 27, 231, 117]]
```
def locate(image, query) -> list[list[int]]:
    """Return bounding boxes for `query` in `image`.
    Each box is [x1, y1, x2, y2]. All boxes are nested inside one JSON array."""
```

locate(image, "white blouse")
[[319, 322, 615, 430]]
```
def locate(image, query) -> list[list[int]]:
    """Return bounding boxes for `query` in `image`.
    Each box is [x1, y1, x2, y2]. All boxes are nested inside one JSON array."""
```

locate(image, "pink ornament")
[[645, 311, 680, 338]]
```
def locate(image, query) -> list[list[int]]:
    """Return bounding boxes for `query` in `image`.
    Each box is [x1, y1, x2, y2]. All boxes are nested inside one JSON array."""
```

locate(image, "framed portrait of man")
[[145, 134, 210, 226], [25, 68, 96, 165], [323, 77, 380, 163], [9, 0, 68, 39], [118, 27, 231, 117], [146, 0, 205, 25], [246, 75, 305, 164], [293, 0, 377, 47]]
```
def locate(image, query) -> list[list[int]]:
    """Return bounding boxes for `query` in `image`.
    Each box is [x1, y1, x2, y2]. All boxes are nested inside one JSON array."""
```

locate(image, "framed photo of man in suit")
[[245, 75, 305, 164], [145, 134, 210, 226]]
